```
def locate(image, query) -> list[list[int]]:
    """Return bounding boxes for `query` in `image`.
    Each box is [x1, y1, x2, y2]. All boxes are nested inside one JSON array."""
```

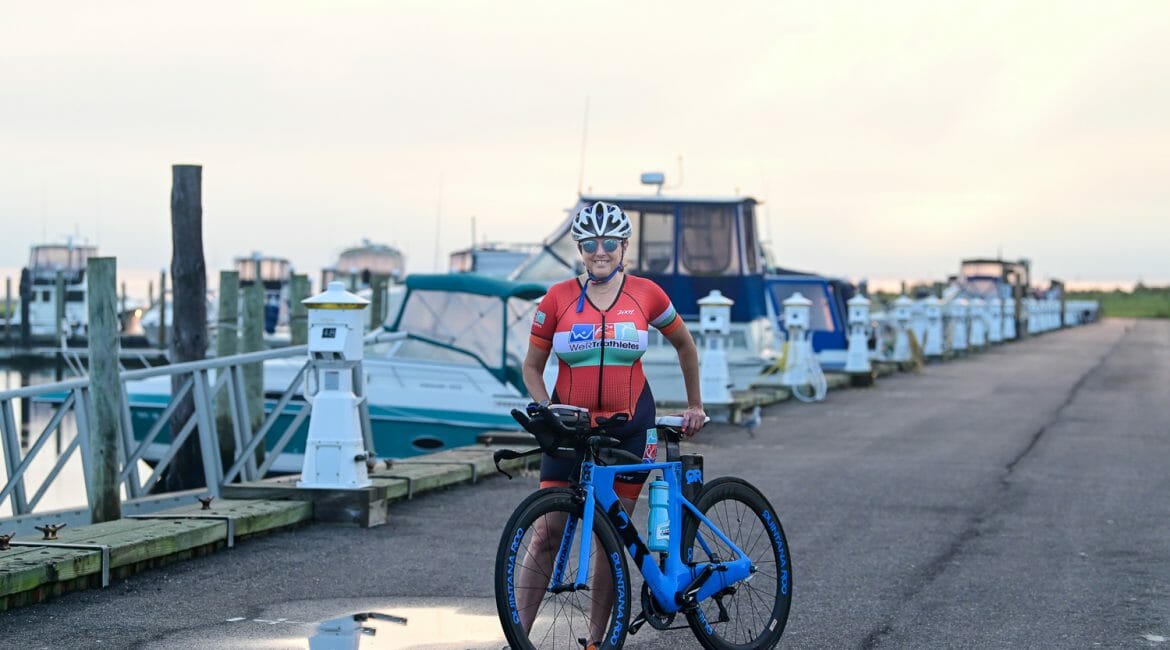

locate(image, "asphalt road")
[[1, 318, 1167, 649]]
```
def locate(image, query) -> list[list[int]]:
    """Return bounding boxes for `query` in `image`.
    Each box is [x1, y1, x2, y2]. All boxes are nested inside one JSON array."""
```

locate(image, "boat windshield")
[[767, 280, 839, 333], [29, 245, 96, 274], [389, 287, 538, 378]]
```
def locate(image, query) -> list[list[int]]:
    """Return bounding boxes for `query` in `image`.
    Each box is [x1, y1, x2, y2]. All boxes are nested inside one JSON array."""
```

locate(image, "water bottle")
[[647, 476, 670, 553]]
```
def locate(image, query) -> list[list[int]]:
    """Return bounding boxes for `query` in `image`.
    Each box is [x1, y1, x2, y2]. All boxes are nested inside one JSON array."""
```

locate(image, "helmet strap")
[[575, 262, 625, 313]]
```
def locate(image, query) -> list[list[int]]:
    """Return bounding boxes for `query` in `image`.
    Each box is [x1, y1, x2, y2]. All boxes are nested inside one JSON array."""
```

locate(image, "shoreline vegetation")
[[1069, 285, 1170, 319]]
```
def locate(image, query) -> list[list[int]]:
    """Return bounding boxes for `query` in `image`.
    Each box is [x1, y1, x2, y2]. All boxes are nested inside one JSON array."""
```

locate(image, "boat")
[[120, 273, 545, 472], [140, 253, 292, 348], [511, 176, 854, 397], [449, 242, 540, 278], [16, 240, 98, 338], [322, 239, 406, 289]]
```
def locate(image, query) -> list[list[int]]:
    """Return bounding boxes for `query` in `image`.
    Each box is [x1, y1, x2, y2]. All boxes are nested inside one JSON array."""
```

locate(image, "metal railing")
[[1, 331, 403, 530]]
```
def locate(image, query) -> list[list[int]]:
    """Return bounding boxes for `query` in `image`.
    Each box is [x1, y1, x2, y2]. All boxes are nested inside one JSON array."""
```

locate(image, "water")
[[1, 364, 109, 518]]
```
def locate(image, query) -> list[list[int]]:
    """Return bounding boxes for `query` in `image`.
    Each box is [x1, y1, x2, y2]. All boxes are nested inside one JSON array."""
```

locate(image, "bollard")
[[950, 298, 969, 355], [697, 290, 734, 406], [298, 282, 373, 489], [969, 297, 987, 350], [891, 295, 913, 364], [987, 298, 1003, 344], [923, 297, 944, 360], [844, 294, 873, 385]]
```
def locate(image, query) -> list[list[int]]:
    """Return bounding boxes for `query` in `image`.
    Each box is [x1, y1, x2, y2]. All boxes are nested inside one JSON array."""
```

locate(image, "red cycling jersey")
[[529, 274, 683, 424]]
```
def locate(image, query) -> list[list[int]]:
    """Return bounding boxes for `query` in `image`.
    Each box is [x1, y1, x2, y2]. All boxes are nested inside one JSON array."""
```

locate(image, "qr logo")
[[686, 469, 703, 484]]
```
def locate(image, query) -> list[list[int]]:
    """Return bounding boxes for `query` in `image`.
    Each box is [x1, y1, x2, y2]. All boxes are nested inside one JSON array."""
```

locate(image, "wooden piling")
[[4, 277, 10, 344], [54, 268, 64, 338], [163, 164, 209, 492], [86, 257, 123, 522], [369, 276, 386, 330], [215, 271, 240, 466], [157, 269, 168, 348], [289, 273, 309, 346], [241, 280, 265, 463]]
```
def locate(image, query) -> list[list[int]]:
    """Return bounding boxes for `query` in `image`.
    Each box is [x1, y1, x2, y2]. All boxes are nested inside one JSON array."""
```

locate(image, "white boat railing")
[[1, 330, 405, 532]]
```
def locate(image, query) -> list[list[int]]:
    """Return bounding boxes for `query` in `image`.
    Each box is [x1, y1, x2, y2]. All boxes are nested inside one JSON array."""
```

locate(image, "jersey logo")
[[616, 309, 636, 315], [570, 324, 595, 341], [612, 322, 639, 342], [534, 310, 546, 325]]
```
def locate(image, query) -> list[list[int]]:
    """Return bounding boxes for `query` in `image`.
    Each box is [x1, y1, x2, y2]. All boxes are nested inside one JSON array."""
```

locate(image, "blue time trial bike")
[[492, 403, 792, 649]]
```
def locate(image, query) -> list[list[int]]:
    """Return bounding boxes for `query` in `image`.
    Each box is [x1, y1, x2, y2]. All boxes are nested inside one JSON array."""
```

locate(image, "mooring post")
[[55, 268, 65, 339], [87, 257, 123, 522], [289, 273, 309, 346], [242, 278, 265, 464], [369, 275, 386, 330], [4, 277, 10, 345], [19, 269, 30, 347], [157, 268, 168, 349], [163, 164, 211, 492], [120, 281, 127, 325], [215, 270, 240, 467]]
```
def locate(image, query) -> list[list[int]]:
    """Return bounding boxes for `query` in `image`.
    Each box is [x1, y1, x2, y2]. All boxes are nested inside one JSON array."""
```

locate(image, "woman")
[[515, 200, 706, 647]]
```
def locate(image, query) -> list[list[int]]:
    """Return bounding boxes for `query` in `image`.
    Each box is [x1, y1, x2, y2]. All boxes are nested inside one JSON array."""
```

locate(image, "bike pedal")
[[629, 612, 646, 635]]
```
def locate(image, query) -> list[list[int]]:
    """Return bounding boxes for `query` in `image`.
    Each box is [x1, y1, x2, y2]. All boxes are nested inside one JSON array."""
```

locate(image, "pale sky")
[[2, 1, 1167, 295]]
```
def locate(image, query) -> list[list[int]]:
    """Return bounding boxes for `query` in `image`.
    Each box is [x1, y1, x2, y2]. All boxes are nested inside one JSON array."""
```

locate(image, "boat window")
[[41, 291, 50, 302], [678, 205, 739, 276], [636, 211, 675, 274], [393, 289, 506, 369], [514, 248, 580, 283], [66, 291, 84, 302], [769, 283, 837, 333], [742, 204, 758, 273]]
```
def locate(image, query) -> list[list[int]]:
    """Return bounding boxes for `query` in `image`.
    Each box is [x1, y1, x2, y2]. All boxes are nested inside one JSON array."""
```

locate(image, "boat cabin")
[[234, 254, 293, 335], [19, 242, 98, 336], [449, 243, 540, 278], [513, 194, 768, 323], [960, 258, 1031, 300]]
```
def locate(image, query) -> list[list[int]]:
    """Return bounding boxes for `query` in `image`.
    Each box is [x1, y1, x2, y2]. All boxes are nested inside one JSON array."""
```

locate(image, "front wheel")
[[495, 488, 631, 650], [681, 477, 792, 650]]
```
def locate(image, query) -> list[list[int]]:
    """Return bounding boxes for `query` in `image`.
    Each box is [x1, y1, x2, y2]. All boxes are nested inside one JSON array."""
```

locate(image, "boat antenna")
[[576, 95, 590, 196], [664, 154, 684, 191]]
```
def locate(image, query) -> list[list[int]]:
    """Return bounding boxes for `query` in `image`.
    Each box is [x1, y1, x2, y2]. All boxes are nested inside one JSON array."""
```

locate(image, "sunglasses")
[[580, 238, 622, 254]]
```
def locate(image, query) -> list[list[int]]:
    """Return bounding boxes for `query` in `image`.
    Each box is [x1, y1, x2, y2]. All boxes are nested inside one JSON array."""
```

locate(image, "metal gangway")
[[1, 333, 399, 537]]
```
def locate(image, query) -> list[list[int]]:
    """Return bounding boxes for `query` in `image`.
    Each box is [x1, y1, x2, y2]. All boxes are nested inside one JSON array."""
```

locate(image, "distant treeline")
[[1070, 285, 1170, 319]]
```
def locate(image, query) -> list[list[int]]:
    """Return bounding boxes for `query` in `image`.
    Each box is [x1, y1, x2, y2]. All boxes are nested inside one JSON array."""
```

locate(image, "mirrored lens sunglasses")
[[580, 238, 621, 254]]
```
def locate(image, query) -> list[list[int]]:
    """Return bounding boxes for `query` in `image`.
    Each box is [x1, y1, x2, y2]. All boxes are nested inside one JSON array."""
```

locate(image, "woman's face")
[[578, 237, 626, 277]]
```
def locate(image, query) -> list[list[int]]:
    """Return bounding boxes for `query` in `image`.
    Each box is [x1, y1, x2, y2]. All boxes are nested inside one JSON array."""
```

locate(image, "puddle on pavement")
[[303, 607, 501, 649], [141, 597, 507, 649]]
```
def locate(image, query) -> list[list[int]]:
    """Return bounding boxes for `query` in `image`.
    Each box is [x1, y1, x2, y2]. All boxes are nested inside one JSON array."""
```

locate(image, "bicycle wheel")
[[495, 488, 631, 650], [681, 477, 792, 650]]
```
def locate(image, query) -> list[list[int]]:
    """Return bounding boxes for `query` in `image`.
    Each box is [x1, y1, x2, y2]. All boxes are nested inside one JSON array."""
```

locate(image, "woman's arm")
[[663, 324, 706, 436], [521, 344, 552, 403]]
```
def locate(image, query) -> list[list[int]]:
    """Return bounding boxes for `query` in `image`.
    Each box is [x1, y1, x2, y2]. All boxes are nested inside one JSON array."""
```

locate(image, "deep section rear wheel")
[[681, 477, 792, 649], [495, 488, 631, 650]]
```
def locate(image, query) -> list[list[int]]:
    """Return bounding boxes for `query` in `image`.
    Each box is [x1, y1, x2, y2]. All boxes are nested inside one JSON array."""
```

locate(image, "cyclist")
[[517, 200, 707, 647]]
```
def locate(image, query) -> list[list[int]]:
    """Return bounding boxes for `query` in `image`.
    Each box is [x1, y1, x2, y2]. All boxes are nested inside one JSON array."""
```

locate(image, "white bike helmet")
[[570, 201, 632, 241]]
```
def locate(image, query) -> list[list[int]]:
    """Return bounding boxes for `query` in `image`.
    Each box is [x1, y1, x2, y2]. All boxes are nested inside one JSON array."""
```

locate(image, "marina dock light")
[[950, 298, 969, 354], [844, 294, 873, 382], [1003, 297, 1018, 340], [923, 297, 944, 360], [779, 292, 825, 400], [891, 295, 913, 364], [697, 290, 735, 405], [987, 298, 1004, 344], [298, 281, 372, 490], [969, 298, 987, 350]]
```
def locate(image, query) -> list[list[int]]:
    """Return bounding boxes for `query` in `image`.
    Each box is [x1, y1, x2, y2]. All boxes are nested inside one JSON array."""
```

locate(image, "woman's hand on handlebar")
[[682, 405, 707, 438]]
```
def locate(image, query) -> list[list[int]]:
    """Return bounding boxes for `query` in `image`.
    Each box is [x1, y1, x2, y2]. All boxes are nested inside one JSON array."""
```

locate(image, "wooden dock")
[[0, 444, 535, 611]]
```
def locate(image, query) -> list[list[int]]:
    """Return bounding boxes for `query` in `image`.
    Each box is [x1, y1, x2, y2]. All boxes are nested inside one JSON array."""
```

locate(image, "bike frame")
[[550, 457, 755, 615]]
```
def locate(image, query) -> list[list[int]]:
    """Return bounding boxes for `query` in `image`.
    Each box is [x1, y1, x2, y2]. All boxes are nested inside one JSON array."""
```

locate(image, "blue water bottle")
[[647, 476, 670, 553]]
